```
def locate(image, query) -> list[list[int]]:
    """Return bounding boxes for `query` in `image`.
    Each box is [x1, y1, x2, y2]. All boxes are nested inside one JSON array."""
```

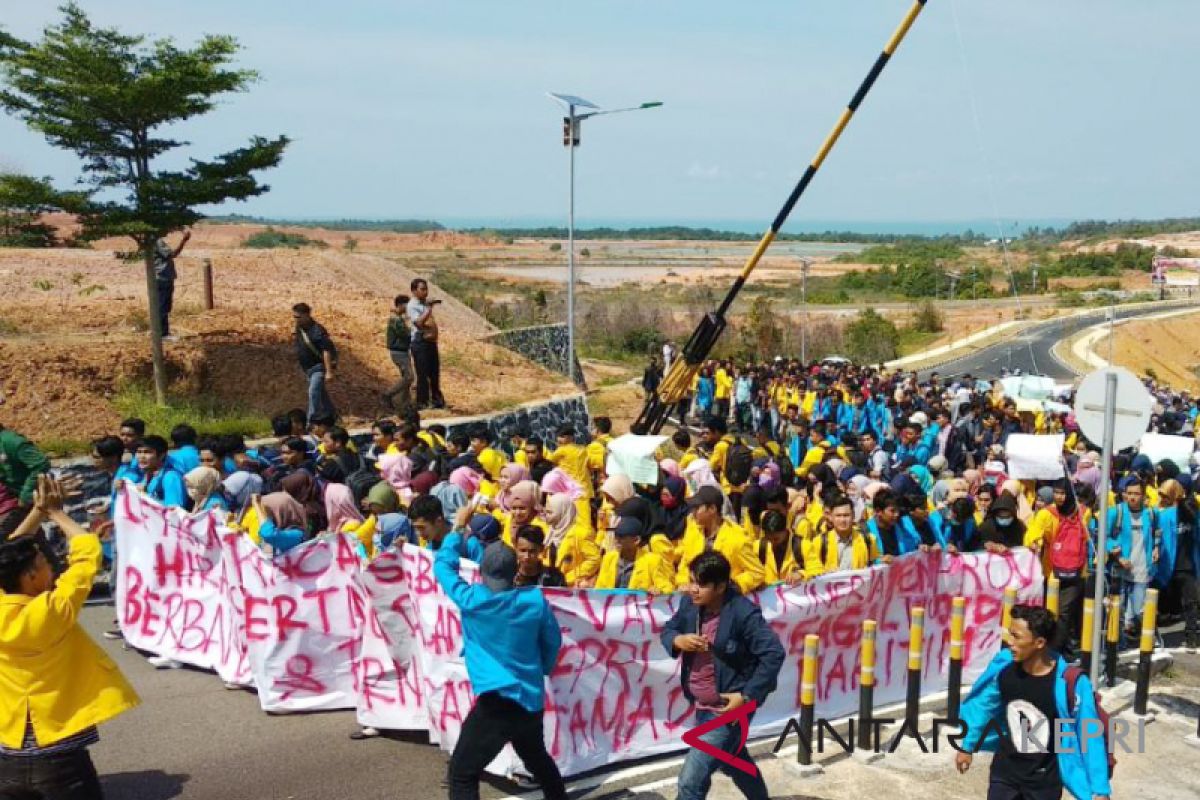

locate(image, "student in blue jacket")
[[956, 604, 1111, 800], [434, 532, 566, 800], [662, 551, 785, 800], [1105, 479, 1159, 641], [135, 436, 187, 508]]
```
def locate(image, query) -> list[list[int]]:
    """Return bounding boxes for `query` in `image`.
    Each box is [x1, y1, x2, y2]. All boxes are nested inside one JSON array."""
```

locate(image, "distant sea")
[[435, 216, 1078, 236]]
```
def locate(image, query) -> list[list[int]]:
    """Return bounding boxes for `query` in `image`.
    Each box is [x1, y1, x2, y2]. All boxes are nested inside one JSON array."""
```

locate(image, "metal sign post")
[[1088, 372, 1117, 686]]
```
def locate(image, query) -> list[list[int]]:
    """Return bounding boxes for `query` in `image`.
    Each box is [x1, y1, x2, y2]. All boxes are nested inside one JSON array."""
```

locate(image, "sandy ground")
[[0, 244, 574, 443], [1109, 311, 1200, 392]]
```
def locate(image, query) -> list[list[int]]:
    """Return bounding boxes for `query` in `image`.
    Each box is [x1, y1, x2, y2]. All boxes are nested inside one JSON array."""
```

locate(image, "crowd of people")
[[4, 350, 1200, 800]]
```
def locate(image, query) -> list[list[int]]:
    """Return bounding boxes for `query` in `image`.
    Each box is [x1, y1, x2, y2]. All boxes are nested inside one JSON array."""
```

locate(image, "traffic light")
[[562, 117, 580, 147]]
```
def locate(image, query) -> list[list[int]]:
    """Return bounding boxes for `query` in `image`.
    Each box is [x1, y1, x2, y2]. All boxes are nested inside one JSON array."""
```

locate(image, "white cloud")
[[686, 163, 722, 180]]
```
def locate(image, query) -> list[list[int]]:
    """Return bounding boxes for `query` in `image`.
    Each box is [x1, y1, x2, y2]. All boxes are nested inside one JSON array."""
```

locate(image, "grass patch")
[[243, 227, 328, 249], [896, 329, 942, 357], [39, 436, 93, 459], [114, 382, 272, 440]]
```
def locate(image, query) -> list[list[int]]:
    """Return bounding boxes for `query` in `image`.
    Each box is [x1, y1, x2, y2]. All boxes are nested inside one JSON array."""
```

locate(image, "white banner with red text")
[[114, 487, 1042, 777]]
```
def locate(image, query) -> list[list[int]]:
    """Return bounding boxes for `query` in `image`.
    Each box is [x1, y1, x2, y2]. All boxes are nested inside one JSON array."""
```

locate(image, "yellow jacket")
[[715, 369, 733, 400], [553, 522, 602, 585], [586, 435, 611, 473], [343, 515, 378, 558], [675, 518, 766, 594], [549, 444, 593, 499], [802, 527, 879, 578], [0, 535, 139, 748], [759, 535, 804, 585], [595, 548, 676, 593], [649, 532, 685, 569], [497, 513, 549, 548], [1024, 507, 1094, 578], [796, 444, 825, 479]]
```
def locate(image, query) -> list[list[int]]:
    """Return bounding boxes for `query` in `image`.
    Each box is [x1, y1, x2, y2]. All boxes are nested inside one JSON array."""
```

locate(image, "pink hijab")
[[508, 480, 542, 512], [659, 459, 682, 480], [541, 468, 583, 501], [497, 463, 530, 511], [449, 466, 482, 498], [324, 483, 363, 534], [379, 453, 414, 505]]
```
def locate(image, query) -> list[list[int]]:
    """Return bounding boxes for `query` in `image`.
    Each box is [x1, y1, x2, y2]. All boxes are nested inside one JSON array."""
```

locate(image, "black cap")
[[614, 516, 644, 539], [686, 485, 725, 510]]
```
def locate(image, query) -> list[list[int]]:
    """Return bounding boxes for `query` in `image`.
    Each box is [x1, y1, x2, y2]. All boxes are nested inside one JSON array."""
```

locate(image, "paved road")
[[917, 302, 1195, 382]]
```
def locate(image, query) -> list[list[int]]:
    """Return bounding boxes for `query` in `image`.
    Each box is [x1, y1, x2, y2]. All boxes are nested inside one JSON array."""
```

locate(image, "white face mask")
[[996, 516, 1014, 527]]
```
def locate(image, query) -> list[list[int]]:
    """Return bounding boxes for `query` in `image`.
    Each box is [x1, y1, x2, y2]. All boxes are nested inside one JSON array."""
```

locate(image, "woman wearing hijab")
[[847, 475, 872, 523], [185, 466, 228, 513], [324, 482, 377, 557], [961, 469, 983, 497], [978, 491, 1025, 554], [432, 480, 468, 524], [448, 466, 482, 500], [908, 465, 934, 496], [365, 482, 415, 552], [280, 471, 324, 537], [597, 473, 636, 549], [543, 492, 600, 586], [496, 479, 546, 547], [681, 460, 718, 495], [379, 453, 415, 507], [494, 463, 530, 513], [1024, 478, 1090, 655], [253, 492, 308, 555], [930, 479, 952, 510], [651, 476, 689, 568], [1000, 478, 1036, 523], [541, 467, 592, 536], [659, 459, 682, 482], [223, 470, 263, 516]]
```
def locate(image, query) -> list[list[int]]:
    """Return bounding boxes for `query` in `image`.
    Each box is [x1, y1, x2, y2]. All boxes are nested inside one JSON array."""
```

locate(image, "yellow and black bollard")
[[946, 597, 966, 723], [1105, 592, 1121, 688], [1046, 575, 1060, 617], [905, 607, 925, 730], [1001, 586, 1018, 635], [798, 634, 820, 766], [857, 620, 877, 751], [1080, 597, 1095, 675], [1133, 588, 1159, 716]]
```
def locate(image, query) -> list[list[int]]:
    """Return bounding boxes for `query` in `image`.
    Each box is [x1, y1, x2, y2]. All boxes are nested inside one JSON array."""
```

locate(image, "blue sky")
[[1, 1, 1197, 228]]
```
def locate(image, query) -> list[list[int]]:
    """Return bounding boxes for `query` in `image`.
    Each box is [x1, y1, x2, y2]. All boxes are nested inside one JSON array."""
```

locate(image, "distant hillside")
[[207, 214, 445, 233]]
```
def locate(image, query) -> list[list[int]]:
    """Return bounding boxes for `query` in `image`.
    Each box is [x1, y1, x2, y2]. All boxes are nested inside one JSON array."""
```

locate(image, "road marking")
[[628, 776, 677, 794]]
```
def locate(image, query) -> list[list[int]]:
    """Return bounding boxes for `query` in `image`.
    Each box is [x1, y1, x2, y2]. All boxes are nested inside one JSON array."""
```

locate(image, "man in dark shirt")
[[153, 229, 190, 339], [292, 303, 337, 422], [382, 294, 414, 416], [512, 527, 566, 588], [662, 551, 784, 800]]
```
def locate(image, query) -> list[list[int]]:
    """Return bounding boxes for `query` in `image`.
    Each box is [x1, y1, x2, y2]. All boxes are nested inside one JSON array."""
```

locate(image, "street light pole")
[[800, 257, 810, 364], [549, 94, 662, 386]]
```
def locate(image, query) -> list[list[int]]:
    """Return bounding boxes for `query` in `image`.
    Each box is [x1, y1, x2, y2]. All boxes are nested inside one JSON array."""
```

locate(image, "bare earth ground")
[[1109, 312, 1200, 392], [0, 237, 575, 443]]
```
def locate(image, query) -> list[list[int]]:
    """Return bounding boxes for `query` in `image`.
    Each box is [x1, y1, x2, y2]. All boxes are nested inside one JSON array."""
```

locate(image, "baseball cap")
[[686, 485, 725, 510], [480, 542, 517, 592], [467, 513, 501, 544]]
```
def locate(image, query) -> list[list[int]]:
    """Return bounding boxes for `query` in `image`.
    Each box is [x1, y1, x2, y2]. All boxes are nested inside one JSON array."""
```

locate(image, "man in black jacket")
[[662, 551, 784, 800], [382, 294, 414, 416]]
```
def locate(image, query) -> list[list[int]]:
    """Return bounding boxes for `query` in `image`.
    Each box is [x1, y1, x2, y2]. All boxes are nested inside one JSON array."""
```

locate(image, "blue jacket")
[[837, 401, 875, 438], [893, 441, 931, 470], [866, 517, 921, 559], [258, 521, 305, 555], [1155, 505, 1193, 587], [660, 586, 785, 706], [143, 466, 187, 508], [900, 515, 945, 549], [931, 511, 978, 552], [434, 533, 562, 713], [960, 648, 1112, 800], [167, 445, 201, 475], [1106, 504, 1159, 580]]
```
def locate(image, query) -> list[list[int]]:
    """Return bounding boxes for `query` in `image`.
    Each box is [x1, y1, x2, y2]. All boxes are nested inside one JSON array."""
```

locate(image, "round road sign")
[[1073, 367, 1153, 451]]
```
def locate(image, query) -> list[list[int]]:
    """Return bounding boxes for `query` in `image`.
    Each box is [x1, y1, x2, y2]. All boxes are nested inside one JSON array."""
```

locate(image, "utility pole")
[[1032, 263, 1039, 294], [800, 257, 811, 364]]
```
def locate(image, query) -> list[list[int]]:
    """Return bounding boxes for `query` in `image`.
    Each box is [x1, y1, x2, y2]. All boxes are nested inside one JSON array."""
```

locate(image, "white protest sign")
[[1139, 433, 1195, 472], [1002, 434, 1065, 481], [606, 433, 668, 485]]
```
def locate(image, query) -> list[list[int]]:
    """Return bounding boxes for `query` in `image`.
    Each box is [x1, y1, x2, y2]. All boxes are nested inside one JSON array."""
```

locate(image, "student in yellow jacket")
[[674, 486, 766, 594], [595, 517, 676, 593], [586, 417, 613, 484], [0, 476, 139, 794], [548, 425, 593, 500], [758, 510, 805, 584], [802, 494, 880, 578], [544, 494, 601, 586]]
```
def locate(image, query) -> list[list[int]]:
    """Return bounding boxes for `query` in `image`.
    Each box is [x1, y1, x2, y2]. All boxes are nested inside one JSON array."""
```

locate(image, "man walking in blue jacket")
[[956, 605, 1111, 800], [662, 551, 785, 800], [433, 534, 566, 800]]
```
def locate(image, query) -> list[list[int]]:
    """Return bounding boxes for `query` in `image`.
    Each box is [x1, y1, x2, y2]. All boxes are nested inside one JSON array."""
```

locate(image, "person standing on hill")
[[382, 294, 414, 416], [292, 303, 337, 422], [408, 278, 446, 410], [153, 229, 190, 340]]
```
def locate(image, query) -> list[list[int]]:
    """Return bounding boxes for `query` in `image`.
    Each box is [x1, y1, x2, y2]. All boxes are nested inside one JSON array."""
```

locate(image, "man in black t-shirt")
[[957, 605, 1111, 800], [292, 303, 337, 421]]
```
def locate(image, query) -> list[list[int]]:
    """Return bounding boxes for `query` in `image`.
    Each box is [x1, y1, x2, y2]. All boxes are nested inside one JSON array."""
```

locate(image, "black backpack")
[[347, 466, 382, 505], [758, 536, 805, 570], [724, 437, 754, 487]]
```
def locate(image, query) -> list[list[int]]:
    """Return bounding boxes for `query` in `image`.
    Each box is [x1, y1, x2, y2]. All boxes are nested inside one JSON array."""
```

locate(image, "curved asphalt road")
[[917, 302, 1195, 382]]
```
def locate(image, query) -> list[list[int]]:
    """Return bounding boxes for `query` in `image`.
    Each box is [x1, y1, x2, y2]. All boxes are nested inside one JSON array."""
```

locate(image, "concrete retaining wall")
[[485, 323, 586, 389]]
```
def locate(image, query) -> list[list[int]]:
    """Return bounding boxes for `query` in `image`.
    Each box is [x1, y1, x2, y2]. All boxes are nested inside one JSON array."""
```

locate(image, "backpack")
[[724, 437, 754, 487], [347, 466, 382, 505], [1064, 665, 1117, 779], [1050, 510, 1088, 575], [758, 536, 805, 571]]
